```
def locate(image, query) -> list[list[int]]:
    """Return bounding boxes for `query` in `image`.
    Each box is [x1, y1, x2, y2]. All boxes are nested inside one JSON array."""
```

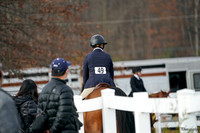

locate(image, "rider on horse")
[[83, 34, 115, 90]]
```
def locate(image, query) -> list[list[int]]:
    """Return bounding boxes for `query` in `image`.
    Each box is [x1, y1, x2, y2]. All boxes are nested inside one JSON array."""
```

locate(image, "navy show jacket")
[[83, 48, 115, 89]]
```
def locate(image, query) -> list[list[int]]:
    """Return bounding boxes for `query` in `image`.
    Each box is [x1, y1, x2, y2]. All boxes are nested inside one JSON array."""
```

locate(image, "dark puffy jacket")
[[13, 96, 37, 128], [38, 78, 82, 133]]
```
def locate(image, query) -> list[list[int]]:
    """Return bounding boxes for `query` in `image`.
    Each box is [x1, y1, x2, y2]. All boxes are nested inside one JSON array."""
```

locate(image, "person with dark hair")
[[83, 34, 115, 90], [128, 66, 146, 97], [0, 63, 21, 133], [37, 58, 82, 133], [13, 79, 38, 131]]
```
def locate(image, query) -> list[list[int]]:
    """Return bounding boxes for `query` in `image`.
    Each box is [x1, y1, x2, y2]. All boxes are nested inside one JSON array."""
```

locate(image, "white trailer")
[[2, 65, 82, 95], [113, 57, 200, 96]]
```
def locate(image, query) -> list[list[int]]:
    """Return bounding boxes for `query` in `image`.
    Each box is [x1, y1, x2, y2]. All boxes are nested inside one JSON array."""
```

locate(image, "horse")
[[149, 90, 171, 130], [83, 83, 135, 133], [149, 90, 171, 98]]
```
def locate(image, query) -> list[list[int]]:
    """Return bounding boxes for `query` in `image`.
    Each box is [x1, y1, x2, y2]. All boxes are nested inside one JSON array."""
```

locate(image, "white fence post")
[[101, 89, 117, 133], [134, 92, 151, 133], [177, 89, 198, 133], [74, 95, 85, 133]]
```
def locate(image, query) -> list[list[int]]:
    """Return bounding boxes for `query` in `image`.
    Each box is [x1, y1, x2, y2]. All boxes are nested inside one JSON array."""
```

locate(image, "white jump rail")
[[74, 89, 200, 133], [74, 89, 117, 133]]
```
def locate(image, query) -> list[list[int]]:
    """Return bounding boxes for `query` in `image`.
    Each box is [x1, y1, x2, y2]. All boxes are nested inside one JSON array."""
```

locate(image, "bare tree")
[[0, 0, 89, 73], [194, 0, 199, 56]]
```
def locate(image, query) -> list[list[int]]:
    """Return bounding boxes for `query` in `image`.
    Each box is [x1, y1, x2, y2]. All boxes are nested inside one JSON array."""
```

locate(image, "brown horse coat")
[[84, 83, 135, 133]]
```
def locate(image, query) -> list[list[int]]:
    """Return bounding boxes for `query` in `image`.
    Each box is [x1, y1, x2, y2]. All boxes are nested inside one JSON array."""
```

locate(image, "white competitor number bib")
[[95, 67, 106, 74]]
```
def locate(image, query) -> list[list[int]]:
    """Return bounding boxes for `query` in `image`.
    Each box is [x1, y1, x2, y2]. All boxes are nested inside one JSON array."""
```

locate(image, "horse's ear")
[[166, 89, 171, 96]]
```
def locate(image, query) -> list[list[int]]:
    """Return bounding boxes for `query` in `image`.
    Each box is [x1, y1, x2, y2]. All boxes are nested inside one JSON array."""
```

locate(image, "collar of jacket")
[[51, 78, 67, 84], [93, 47, 103, 51], [134, 74, 140, 80]]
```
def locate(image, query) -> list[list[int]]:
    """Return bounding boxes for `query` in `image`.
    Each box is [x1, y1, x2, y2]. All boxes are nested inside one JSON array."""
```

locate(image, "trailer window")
[[169, 71, 187, 92], [194, 73, 200, 89]]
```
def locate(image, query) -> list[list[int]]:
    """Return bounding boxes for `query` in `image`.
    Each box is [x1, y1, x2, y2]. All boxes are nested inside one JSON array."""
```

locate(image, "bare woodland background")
[[0, 0, 199, 73]]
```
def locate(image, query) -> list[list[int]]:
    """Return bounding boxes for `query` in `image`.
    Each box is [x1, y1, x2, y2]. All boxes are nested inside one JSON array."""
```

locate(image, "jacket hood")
[[13, 95, 33, 106]]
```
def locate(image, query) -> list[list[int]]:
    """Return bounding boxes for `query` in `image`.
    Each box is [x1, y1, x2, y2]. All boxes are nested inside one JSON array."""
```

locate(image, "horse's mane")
[[113, 87, 135, 133]]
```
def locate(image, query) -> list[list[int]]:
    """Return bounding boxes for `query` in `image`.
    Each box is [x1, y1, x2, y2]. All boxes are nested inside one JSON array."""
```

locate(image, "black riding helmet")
[[132, 66, 142, 73], [90, 34, 107, 48]]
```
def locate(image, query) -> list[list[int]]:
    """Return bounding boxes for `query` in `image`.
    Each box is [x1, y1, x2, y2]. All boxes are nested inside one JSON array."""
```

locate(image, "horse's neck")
[[149, 91, 170, 98], [96, 83, 112, 89]]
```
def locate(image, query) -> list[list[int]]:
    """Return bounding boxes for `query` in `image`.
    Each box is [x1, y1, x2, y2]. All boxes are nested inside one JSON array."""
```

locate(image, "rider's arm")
[[130, 77, 140, 92], [109, 55, 114, 80], [83, 56, 89, 86]]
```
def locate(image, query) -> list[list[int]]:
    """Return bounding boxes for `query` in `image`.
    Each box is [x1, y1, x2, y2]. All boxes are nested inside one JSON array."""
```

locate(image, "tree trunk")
[[194, 0, 199, 56]]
